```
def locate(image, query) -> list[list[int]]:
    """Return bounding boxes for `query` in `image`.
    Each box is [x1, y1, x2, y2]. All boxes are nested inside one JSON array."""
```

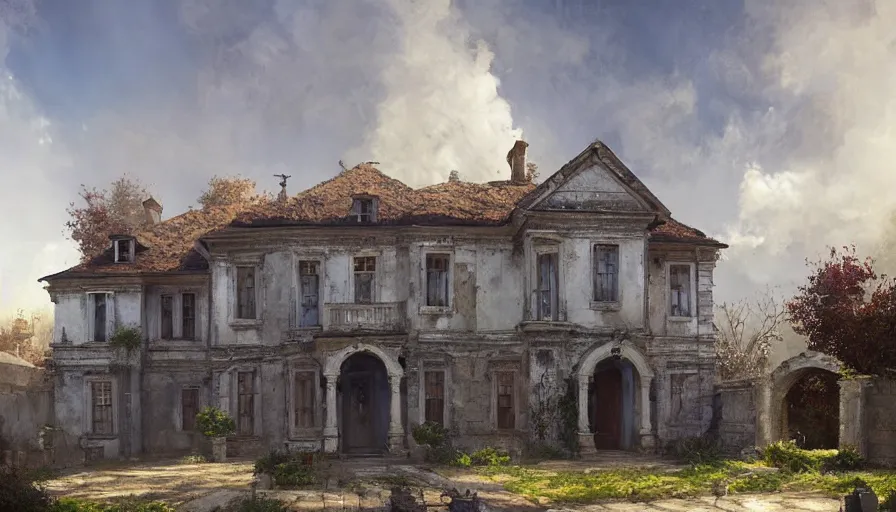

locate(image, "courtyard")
[[39, 448, 896, 511]]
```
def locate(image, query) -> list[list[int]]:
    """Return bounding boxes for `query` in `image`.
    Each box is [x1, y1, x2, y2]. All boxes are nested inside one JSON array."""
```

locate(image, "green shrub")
[[665, 435, 722, 465], [234, 496, 289, 512], [763, 440, 839, 472], [823, 445, 864, 472], [272, 461, 317, 487], [109, 326, 142, 351], [412, 422, 449, 448], [470, 447, 511, 467], [450, 452, 472, 468], [49, 498, 175, 512], [179, 454, 207, 464], [194, 406, 235, 438], [0, 466, 54, 512], [881, 489, 896, 512], [253, 450, 293, 475]]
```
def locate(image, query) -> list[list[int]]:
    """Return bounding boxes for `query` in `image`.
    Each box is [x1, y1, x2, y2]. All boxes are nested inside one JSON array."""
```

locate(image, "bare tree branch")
[[715, 286, 785, 381]]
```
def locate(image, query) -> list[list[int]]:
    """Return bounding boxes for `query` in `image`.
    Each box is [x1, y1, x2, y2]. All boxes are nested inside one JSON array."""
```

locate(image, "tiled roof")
[[40, 161, 724, 280]]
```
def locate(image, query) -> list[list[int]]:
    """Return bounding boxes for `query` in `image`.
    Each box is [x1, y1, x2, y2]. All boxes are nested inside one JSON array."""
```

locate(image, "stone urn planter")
[[195, 406, 235, 463]]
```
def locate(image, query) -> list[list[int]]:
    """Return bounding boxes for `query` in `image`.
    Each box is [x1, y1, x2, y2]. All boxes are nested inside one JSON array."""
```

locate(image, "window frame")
[[83, 376, 118, 437], [160, 294, 174, 340], [423, 370, 446, 426], [86, 292, 115, 343], [154, 289, 202, 341], [493, 370, 517, 431], [181, 293, 197, 340], [236, 370, 257, 436], [666, 262, 697, 320], [352, 255, 378, 304], [288, 365, 321, 438], [113, 238, 135, 264], [180, 386, 201, 432], [297, 259, 322, 328], [592, 243, 620, 305], [420, 250, 454, 314], [351, 196, 378, 223], [536, 251, 560, 321], [230, 260, 263, 327]]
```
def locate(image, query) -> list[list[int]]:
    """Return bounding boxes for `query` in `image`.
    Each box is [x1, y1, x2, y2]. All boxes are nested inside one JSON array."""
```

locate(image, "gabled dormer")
[[350, 194, 379, 223]]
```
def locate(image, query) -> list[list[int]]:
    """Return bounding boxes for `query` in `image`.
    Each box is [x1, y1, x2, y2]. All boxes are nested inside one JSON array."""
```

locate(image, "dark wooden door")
[[343, 372, 376, 453], [592, 367, 622, 450]]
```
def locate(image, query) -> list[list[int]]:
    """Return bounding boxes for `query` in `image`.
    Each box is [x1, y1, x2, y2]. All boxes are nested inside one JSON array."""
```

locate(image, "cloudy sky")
[[2, 0, 895, 330]]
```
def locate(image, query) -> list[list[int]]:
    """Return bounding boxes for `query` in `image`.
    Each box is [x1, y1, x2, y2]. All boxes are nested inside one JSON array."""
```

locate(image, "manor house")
[[40, 140, 726, 460]]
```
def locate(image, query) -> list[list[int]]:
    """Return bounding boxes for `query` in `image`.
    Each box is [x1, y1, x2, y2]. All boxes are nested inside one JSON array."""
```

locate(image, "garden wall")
[[0, 355, 54, 467], [713, 379, 758, 455], [840, 377, 896, 466]]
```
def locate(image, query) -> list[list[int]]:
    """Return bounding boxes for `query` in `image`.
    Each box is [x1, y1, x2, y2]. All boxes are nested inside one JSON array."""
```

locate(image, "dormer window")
[[351, 196, 378, 223], [113, 238, 135, 263]]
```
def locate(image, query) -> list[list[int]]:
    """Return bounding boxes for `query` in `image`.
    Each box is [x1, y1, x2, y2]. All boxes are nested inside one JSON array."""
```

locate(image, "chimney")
[[449, 170, 460, 182], [143, 197, 162, 225], [507, 140, 529, 184]]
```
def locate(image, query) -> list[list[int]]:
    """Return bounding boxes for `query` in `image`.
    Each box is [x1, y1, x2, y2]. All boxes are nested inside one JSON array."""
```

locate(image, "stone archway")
[[758, 351, 841, 447], [576, 342, 655, 452], [322, 343, 404, 454]]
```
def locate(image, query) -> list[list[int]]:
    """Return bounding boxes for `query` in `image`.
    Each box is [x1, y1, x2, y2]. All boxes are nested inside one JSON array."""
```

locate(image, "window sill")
[[85, 434, 118, 441], [229, 319, 262, 331], [590, 301, 621, 311], [667, 316, 695, 322], [419, 306, 453, 316]]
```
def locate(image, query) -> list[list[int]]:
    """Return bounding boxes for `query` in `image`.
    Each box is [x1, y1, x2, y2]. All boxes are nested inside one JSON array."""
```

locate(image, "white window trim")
[[83, 375, 118, 437], [590, 242, 622, 310], [113, 238, 135, 263], [420, 249, 454, 314], [293, 256, 325, 329], [349, 252, 380, 304], [418, 365, 450, 426], [666, 261, 697, 321], [230, 367, 263, 437], [230, 261, 263, 327], [287, 364, 322, 439], [86, 291, 115, 343], [490, 369, 520, 431], [531, 245, 563, 322], [157, 290, 202, 341], [351, 195, 379, 223], [177, 385, 204, 432]]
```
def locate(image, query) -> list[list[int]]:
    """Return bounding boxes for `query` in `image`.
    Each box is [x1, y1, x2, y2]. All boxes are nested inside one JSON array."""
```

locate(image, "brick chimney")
[[143, 197, 162, 225], [507, 140, 529, 184]]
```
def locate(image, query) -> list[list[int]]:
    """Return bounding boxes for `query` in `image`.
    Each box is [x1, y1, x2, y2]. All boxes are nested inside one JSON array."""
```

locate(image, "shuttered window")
[[424, 371, 445, 425]]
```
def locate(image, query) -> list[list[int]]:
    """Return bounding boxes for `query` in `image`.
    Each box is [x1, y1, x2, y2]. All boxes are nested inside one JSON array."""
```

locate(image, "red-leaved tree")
[[786, 245, 896, 377], [65, 177, 150, 261]]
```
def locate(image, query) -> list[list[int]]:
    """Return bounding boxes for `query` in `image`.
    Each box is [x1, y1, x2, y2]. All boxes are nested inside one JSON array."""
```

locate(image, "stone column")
[[323, 374, 338, 453], [838, 377, 870, 457], [639, 376, 656, 451], [754, 376, 772, 448], [388, 374, 405, 453], [577, 377, 596, 454]]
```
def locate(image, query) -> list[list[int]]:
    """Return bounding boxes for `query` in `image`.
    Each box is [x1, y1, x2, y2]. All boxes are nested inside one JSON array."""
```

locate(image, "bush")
[[450, 452, 472, 468], [194, 406, 235, 438], [762, 440, 860, 473], [272, 461, 317, 487], [881, 490, 896, 512], [253, 450, 294, 475], [665, 436, 722, 465], [233, 497, 288, 512], [108, 326, 142, 351], [50, 498, 176, 512], [412, 422, 449, 448], [823, 445, 864, 472], [179, 454, 207, 464], [0, 466, 54, 512], [470, 447, 510, 467]]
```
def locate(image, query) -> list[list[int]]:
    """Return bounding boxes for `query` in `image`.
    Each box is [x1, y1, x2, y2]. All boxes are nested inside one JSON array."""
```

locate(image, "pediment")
[[518, 141, 670, 217]]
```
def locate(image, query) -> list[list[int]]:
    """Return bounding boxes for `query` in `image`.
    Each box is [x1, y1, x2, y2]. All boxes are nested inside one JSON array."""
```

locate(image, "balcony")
[[324, 301, 406, 333]]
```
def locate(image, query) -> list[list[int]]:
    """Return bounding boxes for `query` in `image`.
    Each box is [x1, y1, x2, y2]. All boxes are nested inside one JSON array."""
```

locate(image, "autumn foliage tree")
[[0, 310, 52, 367], [787, 245, 896, 377], [65, 176, 150, 261], [197, 176, 261, 209]]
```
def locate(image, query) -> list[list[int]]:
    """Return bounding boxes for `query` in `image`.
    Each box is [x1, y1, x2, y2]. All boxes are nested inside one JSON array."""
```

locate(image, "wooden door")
[[592, 367, 622, 450], [343, 372, 376, 453]]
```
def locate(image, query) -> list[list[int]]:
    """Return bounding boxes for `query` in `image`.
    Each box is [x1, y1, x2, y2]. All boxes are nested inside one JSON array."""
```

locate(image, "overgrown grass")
[[471, 444, 896, 505]]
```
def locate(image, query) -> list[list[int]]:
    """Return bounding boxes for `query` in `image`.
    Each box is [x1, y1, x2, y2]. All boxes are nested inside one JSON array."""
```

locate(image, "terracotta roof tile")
[[41, 162, 724, 280]]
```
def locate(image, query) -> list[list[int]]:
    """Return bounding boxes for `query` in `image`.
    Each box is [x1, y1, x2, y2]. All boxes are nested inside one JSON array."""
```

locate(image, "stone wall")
[[840, 377, 896, 466], [713, 379, 757, 455], [0, 358, 54, 467]]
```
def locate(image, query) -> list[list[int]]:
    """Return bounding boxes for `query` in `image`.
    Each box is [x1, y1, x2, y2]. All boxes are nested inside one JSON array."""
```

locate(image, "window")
[[91, 381, 113, 434], [299, 261, 320, 327], [353, 256, 376, 303], [113, 239, 133, 263], [536, 253, 559, 321], [237, 371, 255, 435], [593, 245, 619, 302], [182, 293, 196, 340], [425, 254, 450, 307], [669, 264, 692, 317], [91, 293, 110, 342], [496, 372, 515, 430], [160, 295, 174, 339], [236, 266, 257, 319], [181, 388, 199, 431], [351, 198, 375, 223], [424, 371, 445, 425], [294, 371, 315, 429]]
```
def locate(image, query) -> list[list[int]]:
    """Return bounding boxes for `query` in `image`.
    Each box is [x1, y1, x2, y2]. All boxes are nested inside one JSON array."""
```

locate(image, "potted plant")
[[195, 406, 235, 462]]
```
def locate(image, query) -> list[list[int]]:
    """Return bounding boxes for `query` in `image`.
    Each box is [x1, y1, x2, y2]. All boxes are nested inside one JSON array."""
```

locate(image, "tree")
[[197, 176, 260, 209], [786, 245, 896, 377], [526, 162, 539, 182], [714, 288, 785, 381], [65, 176, 150, 260], [0, 309, 51, 367]]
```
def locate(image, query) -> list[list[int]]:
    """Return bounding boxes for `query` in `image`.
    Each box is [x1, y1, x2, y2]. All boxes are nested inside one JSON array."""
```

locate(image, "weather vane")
[[274, 174, 291, 188]]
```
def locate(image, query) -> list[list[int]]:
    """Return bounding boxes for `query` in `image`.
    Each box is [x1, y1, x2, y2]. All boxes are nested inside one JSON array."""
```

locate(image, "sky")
[[2, 0, 896, 344]]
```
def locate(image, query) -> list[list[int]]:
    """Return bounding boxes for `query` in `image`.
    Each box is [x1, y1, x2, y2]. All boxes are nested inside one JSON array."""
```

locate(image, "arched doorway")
[[765, 352, 842, 448], [588, 359, 637, 450], [339, 353, 390, 455], [782, 369, 840, 449]]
